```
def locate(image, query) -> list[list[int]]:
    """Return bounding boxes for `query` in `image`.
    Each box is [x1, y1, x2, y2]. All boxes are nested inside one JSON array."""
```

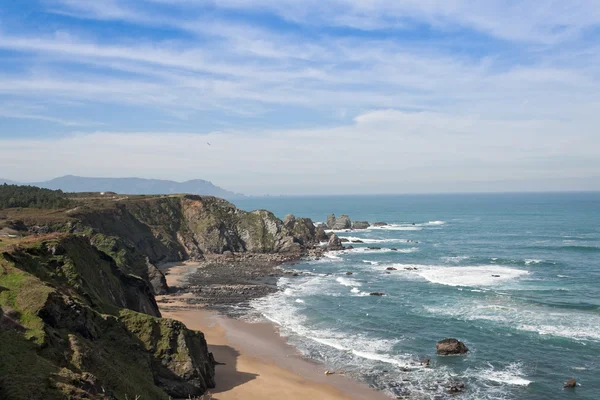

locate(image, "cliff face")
[[75, 195, 319, 264], [0, 235, 216, 400], [0, 194, 320, 399]]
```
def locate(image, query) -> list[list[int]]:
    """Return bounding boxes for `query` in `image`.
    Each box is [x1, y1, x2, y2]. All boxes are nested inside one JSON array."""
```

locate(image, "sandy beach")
[[159, 260, 389, 400]]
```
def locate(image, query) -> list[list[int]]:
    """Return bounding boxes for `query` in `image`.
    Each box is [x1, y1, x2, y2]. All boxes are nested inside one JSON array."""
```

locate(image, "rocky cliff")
[[0, 235, 216, 399], [74, 195, 320, 264], [0, 194, 321, 399]]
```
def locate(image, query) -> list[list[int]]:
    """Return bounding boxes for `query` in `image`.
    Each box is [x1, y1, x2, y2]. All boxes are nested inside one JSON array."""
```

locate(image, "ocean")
[[232, 192, 600, 399]]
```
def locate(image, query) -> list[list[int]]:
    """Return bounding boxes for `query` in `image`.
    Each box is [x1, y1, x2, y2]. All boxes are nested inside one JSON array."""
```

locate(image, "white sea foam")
[[442, 255, 470, 263], [322, 252, 343, 261], [350, 287, 360, 293], [425, 297, 600, 342], [336, 276, 361, 287], [338, 236, 410, 244], [398, 265, 529, 287], [295, 299, 305, 303], [524, 259, 542, 265], [427, 220, 446, 225], [474, 362, 532, 386], [368, 224, 422, 231], [362, 260, 380, 265], [557, 274, 570, 278]]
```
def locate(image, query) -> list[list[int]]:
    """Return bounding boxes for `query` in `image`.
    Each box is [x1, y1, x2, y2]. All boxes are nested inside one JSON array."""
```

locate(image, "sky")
[[0, 0, 599, 195]]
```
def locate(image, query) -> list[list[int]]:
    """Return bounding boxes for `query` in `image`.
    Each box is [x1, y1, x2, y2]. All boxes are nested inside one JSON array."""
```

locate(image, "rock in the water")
[[446, 382, 465, 393], [327, 214, 352, 230], [345, 245, 354, 250], [346, 272, 353, 275], [326, 214, 337, 229], [422, 359, 430, 367], [373, 222, 388, 227], [351, 239, 364, 243], [352, 221, 370, 230], [370, 292, 385, 296], [436, 338, 469, 355], [368, 246, 382, 250], [386, 267, 397, 271], [564, 378, 577, 389], [492, 274, 500, 277], [340, 238, 349, 243], [327, 234, 345, 251], [315, 227, 329, 242]]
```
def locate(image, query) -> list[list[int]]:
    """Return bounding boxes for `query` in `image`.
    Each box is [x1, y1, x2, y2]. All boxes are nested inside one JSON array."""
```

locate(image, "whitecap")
[[362, 260, 380, 265], [295, 299, 305, 303], [524, 259, 542, 265], [338, 236, 410, 244], [474, 362, 532, 386], [336, 276, 361, 287], [400, 265, 529, 287], [427, 220, 446, 226]]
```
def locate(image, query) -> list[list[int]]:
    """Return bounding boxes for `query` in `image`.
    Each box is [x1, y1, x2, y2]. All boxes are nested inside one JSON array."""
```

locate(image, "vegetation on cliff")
[[0, 187, 320, 399], [0, 184, 73, 209]]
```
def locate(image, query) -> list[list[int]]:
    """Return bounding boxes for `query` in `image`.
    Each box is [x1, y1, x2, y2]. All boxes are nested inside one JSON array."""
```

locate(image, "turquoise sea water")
[[233, 193, 600, 399]]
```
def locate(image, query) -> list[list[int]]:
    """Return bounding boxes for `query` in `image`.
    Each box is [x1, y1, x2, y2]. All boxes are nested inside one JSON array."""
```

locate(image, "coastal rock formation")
[[370, 292, 385, 296], [74, 196, 322, 263], [326, 214, 352, 230], [0, 235, 216, 400], [315, 227, 329, 242], [352, 221, 370, 230], [564, 378, 577, 389], [436, 338, 469, 355], [373, 222, 388, 227], [327, 234, 345, 251]]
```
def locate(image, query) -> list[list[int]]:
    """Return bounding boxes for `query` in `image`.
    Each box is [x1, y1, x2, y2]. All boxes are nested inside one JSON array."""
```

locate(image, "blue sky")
[[0, 0, 599, 194]]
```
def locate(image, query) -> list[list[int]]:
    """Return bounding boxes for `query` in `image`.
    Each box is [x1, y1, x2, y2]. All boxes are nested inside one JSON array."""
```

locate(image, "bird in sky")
[[207, 142, 211, 146]]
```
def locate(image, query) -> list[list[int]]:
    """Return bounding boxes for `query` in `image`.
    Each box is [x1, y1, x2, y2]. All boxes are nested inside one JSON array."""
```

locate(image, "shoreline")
[[158, 259, 390, 400]]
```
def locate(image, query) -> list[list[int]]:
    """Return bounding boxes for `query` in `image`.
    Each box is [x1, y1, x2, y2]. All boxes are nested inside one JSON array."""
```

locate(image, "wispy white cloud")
[[1, 110, 598, 194], [0, 0, 598, 192]]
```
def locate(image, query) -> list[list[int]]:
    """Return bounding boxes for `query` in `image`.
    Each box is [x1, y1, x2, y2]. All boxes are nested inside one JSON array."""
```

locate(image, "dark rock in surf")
[[386, 267, 397, 271], [367, 246, 382, 250], [373, 222, 388, 227], [352, 221, 370, 230], [446, 381, 465, 393], [327, 234, 344, 251], [327, 214, 352, 230], [351, 239, 364, 243], [345, 245, 354, 250], [564, 378, 577, 389], [346, 272, 353, 275], [390, 248, 398, 251], [369, 292, 385, 296], [436, 338, 469, 355], [340, 238, 349, 243]]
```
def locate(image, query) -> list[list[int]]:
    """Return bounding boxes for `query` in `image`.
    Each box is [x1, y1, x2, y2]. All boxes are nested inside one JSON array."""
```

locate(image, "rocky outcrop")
[[75, 196, 320, 263], [564, 378, 577, 389], [315, 226, 329, 242], [120, 310, 216, 398], [352, 221, 370, 230], [327, 234, 345, 251], [373, 222, 388, 227], [436, 338, 469, 355], [326, 214, 352, 230], [0, 234, 215, 400]]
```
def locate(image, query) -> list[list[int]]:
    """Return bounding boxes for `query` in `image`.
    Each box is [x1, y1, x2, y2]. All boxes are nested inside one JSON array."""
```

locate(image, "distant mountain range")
[[0, 175, 241, 198]]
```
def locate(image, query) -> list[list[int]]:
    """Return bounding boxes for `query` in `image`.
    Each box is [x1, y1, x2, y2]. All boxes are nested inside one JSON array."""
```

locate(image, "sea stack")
[[436, 338, 469, 355]]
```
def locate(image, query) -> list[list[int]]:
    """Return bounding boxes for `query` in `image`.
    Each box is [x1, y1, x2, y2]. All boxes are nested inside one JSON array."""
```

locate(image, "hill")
[[13, 175, 242, 198]]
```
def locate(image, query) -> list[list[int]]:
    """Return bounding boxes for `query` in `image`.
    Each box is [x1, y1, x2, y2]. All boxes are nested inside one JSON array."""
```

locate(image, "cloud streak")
[[0, 0, 598, 192]]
